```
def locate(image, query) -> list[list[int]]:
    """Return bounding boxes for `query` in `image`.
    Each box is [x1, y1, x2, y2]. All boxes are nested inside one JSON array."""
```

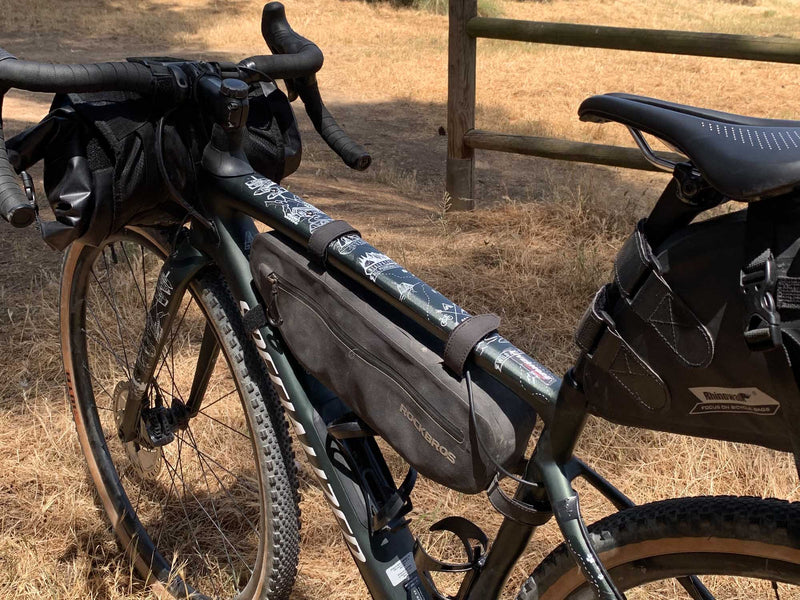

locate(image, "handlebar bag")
[[7, 78, 301, 250], [249, 231, 537, 494], [244, 80, 302, 183], [8, 90, 197, 250], [574, 203, 800, 453]]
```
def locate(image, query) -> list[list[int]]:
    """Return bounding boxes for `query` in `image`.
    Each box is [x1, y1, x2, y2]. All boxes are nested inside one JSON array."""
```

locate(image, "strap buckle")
[[741, 251, 782, 351]]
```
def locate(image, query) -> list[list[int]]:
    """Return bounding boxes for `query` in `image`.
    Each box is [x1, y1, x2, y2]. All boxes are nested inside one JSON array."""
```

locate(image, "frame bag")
[[249, 231, 537, 494], [574, 196, 800, 464]]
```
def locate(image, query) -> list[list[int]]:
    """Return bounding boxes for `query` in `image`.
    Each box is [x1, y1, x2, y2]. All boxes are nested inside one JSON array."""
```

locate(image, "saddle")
[[579, 93, 800, 201]]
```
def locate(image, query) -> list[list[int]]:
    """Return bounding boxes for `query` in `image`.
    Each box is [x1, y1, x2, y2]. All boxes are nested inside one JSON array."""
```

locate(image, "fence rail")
[[447, 2, 800, 209]]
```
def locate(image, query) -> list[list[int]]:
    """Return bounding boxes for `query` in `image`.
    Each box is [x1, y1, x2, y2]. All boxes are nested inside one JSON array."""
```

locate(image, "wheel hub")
[[113, 381, 163, 479]]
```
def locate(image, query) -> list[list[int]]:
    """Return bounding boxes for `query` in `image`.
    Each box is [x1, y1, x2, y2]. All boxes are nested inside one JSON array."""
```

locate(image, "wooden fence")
[[447, 0, 800, 209]]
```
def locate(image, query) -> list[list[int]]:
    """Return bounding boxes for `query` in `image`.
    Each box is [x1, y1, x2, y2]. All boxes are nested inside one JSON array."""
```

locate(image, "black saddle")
[[579, 93, 800, 201]]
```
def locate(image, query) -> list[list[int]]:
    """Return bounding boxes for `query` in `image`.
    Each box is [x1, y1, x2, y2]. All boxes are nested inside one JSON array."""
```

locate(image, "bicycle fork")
[[118, 228, 211, 445]]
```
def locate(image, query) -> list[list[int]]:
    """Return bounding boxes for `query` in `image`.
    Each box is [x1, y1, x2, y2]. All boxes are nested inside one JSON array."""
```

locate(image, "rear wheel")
[[518, 496, 800, 599], [60, 227, 300, 599]]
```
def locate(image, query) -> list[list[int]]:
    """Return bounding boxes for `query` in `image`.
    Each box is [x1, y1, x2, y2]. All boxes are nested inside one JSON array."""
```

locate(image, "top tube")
[[215, 172, 562, 421]]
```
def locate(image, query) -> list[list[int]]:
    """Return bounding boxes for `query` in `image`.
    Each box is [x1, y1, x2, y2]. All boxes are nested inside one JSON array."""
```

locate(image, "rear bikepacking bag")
[[574, 197, 800, 459], [249, 231, 537, 494]]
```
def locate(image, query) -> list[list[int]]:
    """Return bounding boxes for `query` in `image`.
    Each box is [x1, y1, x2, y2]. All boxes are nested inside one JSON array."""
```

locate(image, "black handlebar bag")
[[249, 231, 537, 494], [575, 198, 800, 465], [8, 90, 199, 249], [7, 72, 301, 250]]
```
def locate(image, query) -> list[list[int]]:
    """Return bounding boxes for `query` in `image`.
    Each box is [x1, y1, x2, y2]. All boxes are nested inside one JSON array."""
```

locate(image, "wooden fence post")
[[446, 0, 477, 210]]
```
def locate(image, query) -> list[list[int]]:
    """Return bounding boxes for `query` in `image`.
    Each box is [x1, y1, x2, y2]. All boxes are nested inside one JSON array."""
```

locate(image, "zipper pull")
[[265, 273, 283, 327]]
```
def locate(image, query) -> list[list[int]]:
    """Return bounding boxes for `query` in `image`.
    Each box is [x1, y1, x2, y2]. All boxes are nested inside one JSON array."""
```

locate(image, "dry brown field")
[[1, 0, 800, 598]]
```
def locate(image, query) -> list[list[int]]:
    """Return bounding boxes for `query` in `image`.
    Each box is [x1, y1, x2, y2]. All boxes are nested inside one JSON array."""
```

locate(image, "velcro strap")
[[576, 285, 670, 411], [778, 276, 800, 310], [148, 63, 180, 104], [443, 313, 501, 375], [575, 284, 613, 354], [242, 304, 267, 332], [614, 220, 656, 298], [486, 476, 552, 526], [628, 272, 713, 368], [307, 219, 360, 265]]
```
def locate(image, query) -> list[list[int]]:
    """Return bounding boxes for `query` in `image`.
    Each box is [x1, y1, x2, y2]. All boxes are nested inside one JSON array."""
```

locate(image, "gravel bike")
[[1, 4, 799, 599]]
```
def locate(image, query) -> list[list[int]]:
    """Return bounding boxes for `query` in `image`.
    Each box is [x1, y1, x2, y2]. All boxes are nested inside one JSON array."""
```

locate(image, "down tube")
[[209, 215, 429, 600]]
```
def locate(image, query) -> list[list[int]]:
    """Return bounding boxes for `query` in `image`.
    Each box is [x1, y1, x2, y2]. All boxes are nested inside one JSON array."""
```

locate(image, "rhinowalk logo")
[[399, 404, 456, 464], [689, 387, 780, 416]]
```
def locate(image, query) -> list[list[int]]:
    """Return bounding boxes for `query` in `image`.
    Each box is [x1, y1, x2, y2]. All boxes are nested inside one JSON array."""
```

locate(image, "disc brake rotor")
[[113, 381, 163, 479]]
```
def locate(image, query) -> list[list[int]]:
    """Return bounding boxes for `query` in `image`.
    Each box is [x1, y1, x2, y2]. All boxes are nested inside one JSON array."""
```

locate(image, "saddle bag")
[[575, 198, 800, 454], [249, 231, 537, 494]]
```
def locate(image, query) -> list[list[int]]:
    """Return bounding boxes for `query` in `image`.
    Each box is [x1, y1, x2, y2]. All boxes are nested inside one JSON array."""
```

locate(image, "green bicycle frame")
[[125, 164, 638, 599]]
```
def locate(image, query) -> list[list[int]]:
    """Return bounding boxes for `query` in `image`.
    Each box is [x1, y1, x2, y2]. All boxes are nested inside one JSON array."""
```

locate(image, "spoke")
[[170, 315, 177, 407], [196, 410, 249, 439], [99, 249, 132, 375], [85, 295, 129, 379], [162, 438, 205, 563], [155, 448, 180, 549], [83, 326, 131, 379], [166, 442, 254, 576], [119, 242, 148, 310], [173, 435, 251, 488], [186, 427, 237, 584], [141, 246, 148, 311], [199, 389, 237, 412], [152, 297, 194, 402], [183, 427, 259, 534], [83, 364, 116, 404], [677, 575, 716, 600]]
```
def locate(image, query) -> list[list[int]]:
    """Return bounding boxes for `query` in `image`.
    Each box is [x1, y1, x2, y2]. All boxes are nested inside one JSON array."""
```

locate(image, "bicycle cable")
[[465, 369, 540, 489], [155, 107, 214, 232]]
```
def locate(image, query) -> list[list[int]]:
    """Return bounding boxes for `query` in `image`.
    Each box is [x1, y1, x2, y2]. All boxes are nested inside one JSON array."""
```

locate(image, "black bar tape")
[[246, 3, 371, 169], [240, 52, 323, 81], [297, 79, 372, 171], [0, 94, 33, 227], [261, 2, 321, 58], [0, 58, 156, 95], [443, 313, 501, 375], [307, 219, 359, 265]]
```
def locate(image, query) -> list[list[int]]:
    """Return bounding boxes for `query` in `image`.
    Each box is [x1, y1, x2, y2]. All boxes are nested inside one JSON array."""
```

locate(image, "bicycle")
[[1, 3, 799, 600]]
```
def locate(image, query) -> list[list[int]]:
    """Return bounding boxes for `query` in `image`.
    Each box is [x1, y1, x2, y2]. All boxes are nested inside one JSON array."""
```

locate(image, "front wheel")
[[519, 496, 800, 599], [60, 227, 300, 599]]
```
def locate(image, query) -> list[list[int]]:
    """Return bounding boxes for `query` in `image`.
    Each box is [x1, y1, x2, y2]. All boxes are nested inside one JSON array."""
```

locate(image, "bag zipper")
[[273, 273, 464, 443]]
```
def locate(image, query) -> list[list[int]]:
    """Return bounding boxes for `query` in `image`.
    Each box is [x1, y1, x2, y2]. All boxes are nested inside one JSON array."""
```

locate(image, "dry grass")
[[1, 0, 800, 598]]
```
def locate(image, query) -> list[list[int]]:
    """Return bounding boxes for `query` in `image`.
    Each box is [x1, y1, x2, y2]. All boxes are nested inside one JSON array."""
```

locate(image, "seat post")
[[644, 168, 725, 247]]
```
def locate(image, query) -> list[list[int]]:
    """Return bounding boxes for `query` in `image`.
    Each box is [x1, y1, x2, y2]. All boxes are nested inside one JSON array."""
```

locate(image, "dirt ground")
[[1, 0, 800, 598]]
